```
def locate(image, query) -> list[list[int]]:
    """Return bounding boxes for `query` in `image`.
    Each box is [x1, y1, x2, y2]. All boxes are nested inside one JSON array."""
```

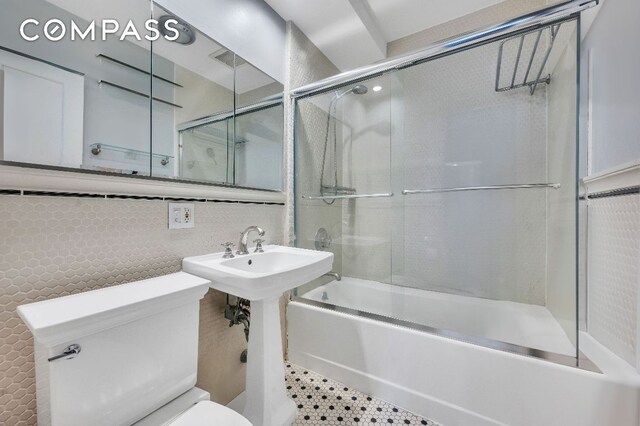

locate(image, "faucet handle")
[[253, 238, 265, 253], [221, 242, 235, 258]]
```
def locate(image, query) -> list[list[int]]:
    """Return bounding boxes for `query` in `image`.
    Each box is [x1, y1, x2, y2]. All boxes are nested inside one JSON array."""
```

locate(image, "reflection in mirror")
[[152, 3, 284, 189], [179, 119, 230, 184], [175, 94, 284, 190], [0, 0, 285, 191], [233, 100, 284, 191], [233, 60, 284, 191], [0, 0, 154, 174], [235, 59, 284, 108], [151, 2, 234, 183]]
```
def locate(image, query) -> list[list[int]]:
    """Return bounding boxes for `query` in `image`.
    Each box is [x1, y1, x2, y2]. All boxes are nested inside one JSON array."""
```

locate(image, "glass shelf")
[[89, 143, 173, 165]]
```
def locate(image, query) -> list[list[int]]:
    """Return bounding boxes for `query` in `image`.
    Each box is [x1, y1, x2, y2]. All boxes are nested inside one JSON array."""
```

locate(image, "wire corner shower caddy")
[[495, 23, 562, 95]]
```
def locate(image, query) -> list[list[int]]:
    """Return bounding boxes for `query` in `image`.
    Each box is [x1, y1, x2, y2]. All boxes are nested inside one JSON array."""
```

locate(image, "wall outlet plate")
[[168, 203, 195, 229]]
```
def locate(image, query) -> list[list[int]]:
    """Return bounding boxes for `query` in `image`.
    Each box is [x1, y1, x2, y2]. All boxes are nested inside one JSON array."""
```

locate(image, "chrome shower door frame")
[[291, 1, 594, 370]]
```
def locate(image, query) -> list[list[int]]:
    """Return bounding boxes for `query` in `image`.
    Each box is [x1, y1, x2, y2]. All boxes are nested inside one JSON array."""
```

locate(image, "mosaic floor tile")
[[285, 363, 440, 425]]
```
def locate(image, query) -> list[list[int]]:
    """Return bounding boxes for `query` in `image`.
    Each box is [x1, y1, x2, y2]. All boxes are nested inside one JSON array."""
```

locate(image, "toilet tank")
[[17, 272, 211, 426]]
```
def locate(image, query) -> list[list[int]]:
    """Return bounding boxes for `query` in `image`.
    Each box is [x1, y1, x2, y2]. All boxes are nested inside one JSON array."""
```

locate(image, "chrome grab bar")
[[303, 192, 394, 200], [402, 183, 560, 195]]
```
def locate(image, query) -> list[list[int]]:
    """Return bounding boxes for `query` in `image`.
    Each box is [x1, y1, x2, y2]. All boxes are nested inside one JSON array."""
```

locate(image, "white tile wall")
[[588, 193, 640, 368], [393, 35, 550, 304], [286, 22, 344, 288]]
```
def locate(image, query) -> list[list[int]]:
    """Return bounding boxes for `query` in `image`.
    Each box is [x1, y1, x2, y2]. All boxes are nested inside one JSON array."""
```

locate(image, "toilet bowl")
[[163, 401, 250, 426], [134, 388, 251, 426], [17, 272, 252, 426]]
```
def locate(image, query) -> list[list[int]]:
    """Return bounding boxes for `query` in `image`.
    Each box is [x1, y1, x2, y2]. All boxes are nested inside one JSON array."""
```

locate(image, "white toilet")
[[17, 272, 252, 426]]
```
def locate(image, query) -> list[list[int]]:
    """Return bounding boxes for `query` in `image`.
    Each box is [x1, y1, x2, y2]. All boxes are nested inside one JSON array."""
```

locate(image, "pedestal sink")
[[183, 245, 333, 426]]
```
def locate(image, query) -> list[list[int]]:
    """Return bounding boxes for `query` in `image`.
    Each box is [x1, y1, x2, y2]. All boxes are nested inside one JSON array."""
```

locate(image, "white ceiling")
[[264, 0, 386, 72], [265, 0, 505, 71], [45, 0, 275, 93], [367, 0, 503, 42]]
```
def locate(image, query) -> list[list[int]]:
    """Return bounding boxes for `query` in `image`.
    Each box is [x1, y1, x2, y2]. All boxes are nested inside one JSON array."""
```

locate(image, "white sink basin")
[[183, 245, 333, 426], [183, 245, 333, 301]]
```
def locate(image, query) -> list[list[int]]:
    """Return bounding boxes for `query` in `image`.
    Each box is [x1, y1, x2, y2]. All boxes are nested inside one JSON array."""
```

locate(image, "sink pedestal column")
[[242, 295, 297, 426]]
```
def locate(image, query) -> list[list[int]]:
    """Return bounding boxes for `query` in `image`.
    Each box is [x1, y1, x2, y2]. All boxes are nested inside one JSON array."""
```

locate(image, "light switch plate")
[[168, 203, 195, 229]]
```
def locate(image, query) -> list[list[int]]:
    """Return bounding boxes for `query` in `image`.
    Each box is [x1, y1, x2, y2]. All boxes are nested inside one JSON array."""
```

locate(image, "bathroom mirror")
[[152, 1, 284, 188], [0, 0, 284, 191], [231, 57, 284, 191]]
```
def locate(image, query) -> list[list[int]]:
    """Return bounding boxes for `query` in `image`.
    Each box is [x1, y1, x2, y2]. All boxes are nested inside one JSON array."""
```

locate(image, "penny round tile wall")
[[0, 195, 285, 426]]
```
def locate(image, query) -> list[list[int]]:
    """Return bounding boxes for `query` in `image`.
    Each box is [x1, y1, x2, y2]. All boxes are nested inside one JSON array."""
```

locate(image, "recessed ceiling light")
[[373, 85, 382, 92]]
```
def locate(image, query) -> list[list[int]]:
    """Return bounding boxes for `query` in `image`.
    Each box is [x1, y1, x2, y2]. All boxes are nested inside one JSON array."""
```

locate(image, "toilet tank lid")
[[17, 272, 211, 347]]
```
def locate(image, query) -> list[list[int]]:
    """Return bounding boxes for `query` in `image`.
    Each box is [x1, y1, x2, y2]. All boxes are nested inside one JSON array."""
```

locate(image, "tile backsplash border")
[[0, 164, 286, 203], [0, 187, 285, 206]]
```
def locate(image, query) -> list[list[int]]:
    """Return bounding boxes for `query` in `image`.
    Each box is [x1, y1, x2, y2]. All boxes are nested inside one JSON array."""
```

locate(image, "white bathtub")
[[288, 278, 640, 426], [303, 277, 576, 356]]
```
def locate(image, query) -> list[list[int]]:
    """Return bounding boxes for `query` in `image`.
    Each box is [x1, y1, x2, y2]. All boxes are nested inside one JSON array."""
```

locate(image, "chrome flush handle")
[[48, 344, 81, 362]]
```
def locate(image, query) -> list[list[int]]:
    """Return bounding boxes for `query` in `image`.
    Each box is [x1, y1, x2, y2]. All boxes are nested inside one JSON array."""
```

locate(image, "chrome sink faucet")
[[237, 226, 265, 255]]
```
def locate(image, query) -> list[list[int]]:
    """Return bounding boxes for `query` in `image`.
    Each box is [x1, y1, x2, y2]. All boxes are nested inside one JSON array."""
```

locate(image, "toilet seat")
[[169, 401, 252, 426]]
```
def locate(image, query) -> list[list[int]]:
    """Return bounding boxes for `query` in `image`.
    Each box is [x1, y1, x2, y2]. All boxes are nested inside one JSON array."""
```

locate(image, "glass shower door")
[[392, 20, 579, 356], [293, 18, 580, 361], [294, 73, 396, 299]]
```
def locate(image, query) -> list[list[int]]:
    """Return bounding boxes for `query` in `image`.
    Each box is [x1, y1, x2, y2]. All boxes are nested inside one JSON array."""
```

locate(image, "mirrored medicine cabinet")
[[0, 0, 284, 191]]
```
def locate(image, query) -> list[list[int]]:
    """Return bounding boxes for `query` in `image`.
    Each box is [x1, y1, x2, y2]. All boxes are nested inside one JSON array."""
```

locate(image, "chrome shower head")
[[334, 84, 368, 100], [351, 85, 368, 95]]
